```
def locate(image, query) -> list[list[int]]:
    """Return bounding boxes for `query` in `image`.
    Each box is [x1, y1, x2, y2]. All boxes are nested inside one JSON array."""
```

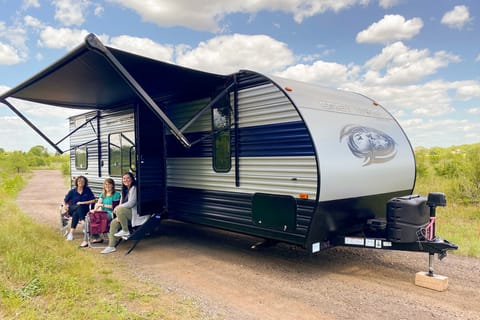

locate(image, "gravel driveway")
[[17, 170, 480, 320]]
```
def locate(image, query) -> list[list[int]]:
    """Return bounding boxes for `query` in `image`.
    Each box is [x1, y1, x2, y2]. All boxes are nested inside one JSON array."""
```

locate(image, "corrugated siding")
[[164, 83, 301, 131], [167, 157, 317, 199], [69, 111, 100, 191], [69, 108, 134, 194], [237, 83, 302, 127], [167, 187, 315, 241]]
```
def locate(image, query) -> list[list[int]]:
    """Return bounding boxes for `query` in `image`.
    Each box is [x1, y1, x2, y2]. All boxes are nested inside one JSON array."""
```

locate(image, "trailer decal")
[[339, 124, 397, 166]]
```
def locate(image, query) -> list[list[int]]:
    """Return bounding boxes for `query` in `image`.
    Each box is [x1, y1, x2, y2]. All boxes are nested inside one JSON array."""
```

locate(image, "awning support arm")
[[0, 98, 63, 154], [69, 138, 98, 151], [84, 33, 192, 148], [55, 114, 99, 146], [179, 81, 235, 133]]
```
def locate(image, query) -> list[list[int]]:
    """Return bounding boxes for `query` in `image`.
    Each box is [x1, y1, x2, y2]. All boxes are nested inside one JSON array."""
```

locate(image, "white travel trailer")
[[1, 34, 456, 264]]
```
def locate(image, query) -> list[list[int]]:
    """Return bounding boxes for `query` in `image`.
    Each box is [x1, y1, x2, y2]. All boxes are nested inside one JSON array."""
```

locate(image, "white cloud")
[[24, 15, 44, 28], [109, 35, 174, 62], [378, 0, 402, 9], [356, 15, 423, 44], [399, 118, 480, 147], [38, 26, 90, 49], [52, 0, 89, 26], [0, 41, 23, 64], [108, 0, 372, 32], [363, 42, 460, 85], [94, 5, 104, 17], [0, 85, 10, 95], [0, 115, 64, 152], [284, 0, 371, 23], [441, 5, 471, 30], [343, 80, 456, 117], [22, 0, 40, 10], [0, 23, 28, 58], [454, 81, 480, 100], [275, 60, 352, 87], [176, 33, 294, 74], [0, 98, 85, 151], [172, 32, 461, 120], [468, 108, 480, 115]]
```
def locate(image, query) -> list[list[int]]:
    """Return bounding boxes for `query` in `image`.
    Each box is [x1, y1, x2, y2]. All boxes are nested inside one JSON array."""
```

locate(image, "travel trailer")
[[1, 34, 456, 265]]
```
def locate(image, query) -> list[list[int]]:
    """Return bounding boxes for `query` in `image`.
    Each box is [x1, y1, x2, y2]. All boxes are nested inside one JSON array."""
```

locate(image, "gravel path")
[[17, 170, 480, 320]]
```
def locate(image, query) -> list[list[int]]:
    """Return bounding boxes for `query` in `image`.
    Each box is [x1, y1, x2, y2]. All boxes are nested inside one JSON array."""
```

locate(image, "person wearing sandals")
[[101, 172, 148, 254], [79, 178, 120, 248], [63, 175, 96, 241]]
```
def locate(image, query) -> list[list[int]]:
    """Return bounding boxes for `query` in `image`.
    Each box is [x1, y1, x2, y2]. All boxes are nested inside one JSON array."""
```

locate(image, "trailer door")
[[136, 104, 166, 215]]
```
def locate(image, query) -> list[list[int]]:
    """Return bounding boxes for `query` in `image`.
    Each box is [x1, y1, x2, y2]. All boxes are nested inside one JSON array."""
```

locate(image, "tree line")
[[415, 143, 480, 205], [0, 146, 68, 196]]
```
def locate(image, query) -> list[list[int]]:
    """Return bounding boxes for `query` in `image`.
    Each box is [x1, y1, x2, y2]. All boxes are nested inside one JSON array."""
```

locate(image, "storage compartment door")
[[252, 193, 297, 232]]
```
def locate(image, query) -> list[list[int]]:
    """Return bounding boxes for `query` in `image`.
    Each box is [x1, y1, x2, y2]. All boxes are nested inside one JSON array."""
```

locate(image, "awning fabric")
[[1, 34, 229, 109], [0, 34, 234, 151]]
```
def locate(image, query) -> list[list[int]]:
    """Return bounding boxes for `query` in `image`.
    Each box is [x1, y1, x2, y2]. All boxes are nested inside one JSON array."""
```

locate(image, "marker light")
[[299, 193, 308, 199]]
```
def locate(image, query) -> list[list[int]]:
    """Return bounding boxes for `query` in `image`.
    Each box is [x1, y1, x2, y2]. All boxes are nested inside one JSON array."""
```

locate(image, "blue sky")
[[0, 0, 479, 152]]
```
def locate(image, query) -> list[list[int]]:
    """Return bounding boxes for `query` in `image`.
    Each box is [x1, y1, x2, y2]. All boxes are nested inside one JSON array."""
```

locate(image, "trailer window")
[[212, 97, 231, 172], [75, 146, 88, 170], [109, 131, 136, 176]]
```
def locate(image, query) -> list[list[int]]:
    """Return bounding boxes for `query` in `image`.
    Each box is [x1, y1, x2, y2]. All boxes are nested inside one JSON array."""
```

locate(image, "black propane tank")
[[386, 195, 429, 243]]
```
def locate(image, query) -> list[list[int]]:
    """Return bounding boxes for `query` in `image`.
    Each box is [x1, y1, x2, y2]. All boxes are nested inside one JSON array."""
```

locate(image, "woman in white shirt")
[[101, 172, 148, 254]]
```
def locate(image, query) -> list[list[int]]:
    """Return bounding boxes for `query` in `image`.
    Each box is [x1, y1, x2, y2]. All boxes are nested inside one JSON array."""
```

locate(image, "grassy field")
[[0, 145, 478, 318], [0, 168, 206, 319], [414, 176, 480, 257]]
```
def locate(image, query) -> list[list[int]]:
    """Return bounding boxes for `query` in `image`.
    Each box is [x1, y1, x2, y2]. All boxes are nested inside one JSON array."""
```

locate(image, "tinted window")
[[75, 146, 88, 170], [109, 131, 136, 176], [212, 96, 231, 172]]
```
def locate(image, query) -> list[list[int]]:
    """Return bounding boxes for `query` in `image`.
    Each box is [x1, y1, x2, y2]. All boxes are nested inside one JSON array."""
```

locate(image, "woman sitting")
[[101, 172, 148, 254], [63, 175, 96, 241], [79, 178, 120, 248]]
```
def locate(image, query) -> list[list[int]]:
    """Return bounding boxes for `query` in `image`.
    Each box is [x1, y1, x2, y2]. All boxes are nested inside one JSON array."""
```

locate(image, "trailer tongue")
[[330, 192, 457, 276]]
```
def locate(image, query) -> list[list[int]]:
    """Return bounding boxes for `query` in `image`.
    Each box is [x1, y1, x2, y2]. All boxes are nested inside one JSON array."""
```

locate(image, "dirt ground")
[[17, 170, 480, 320]]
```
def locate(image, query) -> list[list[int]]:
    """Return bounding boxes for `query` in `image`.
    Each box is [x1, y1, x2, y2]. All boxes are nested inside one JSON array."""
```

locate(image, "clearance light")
[[373, 101, 380, 106], [299, 193, 308, 199], [285, 86, 293, 92]]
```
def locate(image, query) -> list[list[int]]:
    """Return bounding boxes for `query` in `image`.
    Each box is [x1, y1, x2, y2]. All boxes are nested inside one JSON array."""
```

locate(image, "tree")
[[28, 145, 49, 157], [5, 151, 28, 173]]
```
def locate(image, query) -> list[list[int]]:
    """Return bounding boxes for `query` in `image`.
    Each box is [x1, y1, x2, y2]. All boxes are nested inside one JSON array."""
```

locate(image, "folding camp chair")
[[59, 203, 94, 239], [59, 204, 71, 236], [84, 210, 110, 248]]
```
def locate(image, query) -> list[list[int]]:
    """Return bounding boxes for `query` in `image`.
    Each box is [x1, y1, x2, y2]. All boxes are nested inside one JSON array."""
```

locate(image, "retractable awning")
[[0, 33, 231, 151]]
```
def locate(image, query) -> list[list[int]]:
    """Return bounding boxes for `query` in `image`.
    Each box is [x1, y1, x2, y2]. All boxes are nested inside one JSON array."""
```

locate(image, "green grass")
[[414, 175, 480, 257], [435, 205, 480, 257], [0, 186, 207, 320]]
